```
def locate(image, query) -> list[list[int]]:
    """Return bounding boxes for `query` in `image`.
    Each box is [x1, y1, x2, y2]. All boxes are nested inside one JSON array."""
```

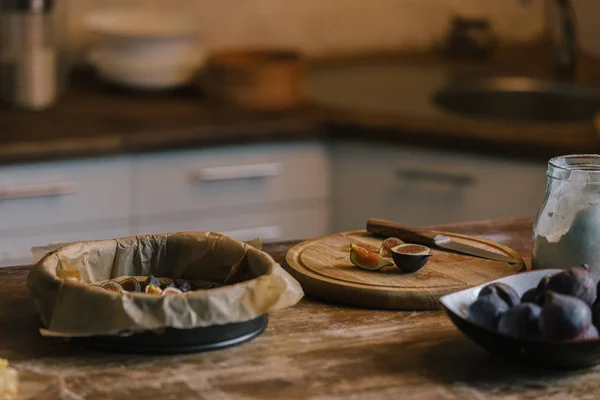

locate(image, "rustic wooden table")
[[2, 217, 599, 399]]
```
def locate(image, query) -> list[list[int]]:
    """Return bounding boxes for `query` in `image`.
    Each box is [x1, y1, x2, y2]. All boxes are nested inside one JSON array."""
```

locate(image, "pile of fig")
[[90, 275, 221, 296], [350, 237, 431, 273], [468, 264, 600, 342]]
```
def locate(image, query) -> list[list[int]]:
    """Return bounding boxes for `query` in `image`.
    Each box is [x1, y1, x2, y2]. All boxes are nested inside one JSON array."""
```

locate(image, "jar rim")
[[548, 154, 600, 181]]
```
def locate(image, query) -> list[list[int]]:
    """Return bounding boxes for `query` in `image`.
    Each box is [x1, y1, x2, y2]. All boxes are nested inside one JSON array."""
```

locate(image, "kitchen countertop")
[[0, 72, 321, 165], [4, 217, 600, 399], [2, 41, 600, 165]]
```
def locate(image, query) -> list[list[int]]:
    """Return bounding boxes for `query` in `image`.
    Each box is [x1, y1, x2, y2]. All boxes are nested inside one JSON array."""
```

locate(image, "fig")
[[162, 287, 183, 296], [479, 283, 520, 308], [349, 243, 393, 271], [145, 283, 163, 295], [100, 281, 123, 293], [547, 265, 597, 306], [520, 275, 553, 305], [592, 303, 600, 331], [468, 293, 510, 330], [390, 244, 431, 273], [539, 292, 592, 341], [522, 289, 548, 307], [521, 288, 543, 305], [497, 303, 542, 340], [120, 277, 141, 293], [378, 237, 405, 257], [537, 274, 553, 291], [178, 281, 196, 293], [576, 325, 599, 341]]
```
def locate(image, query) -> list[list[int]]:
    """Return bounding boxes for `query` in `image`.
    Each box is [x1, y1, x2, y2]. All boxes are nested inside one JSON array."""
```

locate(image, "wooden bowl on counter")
[[200, 49, 307, 110]]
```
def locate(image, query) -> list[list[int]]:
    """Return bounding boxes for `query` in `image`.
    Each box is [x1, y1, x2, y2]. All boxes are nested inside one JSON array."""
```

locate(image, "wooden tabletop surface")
[[3, 216, 600, 399]]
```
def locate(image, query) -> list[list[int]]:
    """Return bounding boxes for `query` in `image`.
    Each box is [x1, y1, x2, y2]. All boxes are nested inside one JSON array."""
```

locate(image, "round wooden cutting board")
[[284, 230, 527, 310]]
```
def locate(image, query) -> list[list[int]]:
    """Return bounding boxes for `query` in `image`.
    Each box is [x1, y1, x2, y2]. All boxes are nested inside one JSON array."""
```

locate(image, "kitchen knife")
[[366, 217, 517, 263]]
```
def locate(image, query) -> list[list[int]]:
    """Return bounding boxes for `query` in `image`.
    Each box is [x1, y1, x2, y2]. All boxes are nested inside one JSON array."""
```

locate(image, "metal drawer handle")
[[190, 162, 282, 182], [219, 226, 282, 243], [0, 181, 77, 200], [396, 168, 476, 186]]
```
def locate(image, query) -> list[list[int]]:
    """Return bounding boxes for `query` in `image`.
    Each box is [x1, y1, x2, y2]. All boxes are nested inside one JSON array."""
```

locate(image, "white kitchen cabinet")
[[0, 224, 131, 267], [0, 156, 133, 234], [0, 142, 332, 267], [133, 201, 329, 243], [0, 138, 549, 268], [330, 141, 548, 232], [132, 141, 330, 219]]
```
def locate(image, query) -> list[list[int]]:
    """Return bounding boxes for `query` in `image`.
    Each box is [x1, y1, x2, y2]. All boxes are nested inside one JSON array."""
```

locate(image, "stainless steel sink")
[[433, 77, 600, 124]]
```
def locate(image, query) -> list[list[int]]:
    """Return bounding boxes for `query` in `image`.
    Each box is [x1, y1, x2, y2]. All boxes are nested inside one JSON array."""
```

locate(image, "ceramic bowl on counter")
[[83, 8, 205, 90], [88, 49, 205, 90], [440, 269, 600, 369]]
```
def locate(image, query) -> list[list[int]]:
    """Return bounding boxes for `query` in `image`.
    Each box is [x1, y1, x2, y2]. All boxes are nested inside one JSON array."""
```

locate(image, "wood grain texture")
[[285, 230, 525, 310], [3, 217, 600, 400]]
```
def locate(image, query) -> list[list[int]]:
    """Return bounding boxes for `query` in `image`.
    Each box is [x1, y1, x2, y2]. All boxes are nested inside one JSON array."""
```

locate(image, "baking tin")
[[75, 314, 268, 354]]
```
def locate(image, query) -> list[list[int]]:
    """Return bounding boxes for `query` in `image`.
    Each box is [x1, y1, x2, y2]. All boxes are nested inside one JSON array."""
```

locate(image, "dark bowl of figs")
[[440, 265, 600, 369]]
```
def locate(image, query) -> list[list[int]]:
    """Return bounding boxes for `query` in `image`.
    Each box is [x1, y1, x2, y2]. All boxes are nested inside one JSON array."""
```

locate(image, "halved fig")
[[391, 244, 431, 273], [349, 243, 393, 271], [378, 237, 405, 257], [100, 281, 124, 293]]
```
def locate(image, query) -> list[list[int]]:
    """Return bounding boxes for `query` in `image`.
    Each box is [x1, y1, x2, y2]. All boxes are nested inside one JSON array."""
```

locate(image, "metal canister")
[[0, 0, 58, 110]]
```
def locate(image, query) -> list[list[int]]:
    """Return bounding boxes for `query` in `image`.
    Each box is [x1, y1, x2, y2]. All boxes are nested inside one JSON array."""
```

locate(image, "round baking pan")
[[75, 314, 268, 354]]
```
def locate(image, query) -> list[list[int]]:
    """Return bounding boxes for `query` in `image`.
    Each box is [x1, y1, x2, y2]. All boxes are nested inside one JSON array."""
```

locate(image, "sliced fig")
[[378, 237, 405, 257], [120, 277, 142, 293], [145, 283, 163, 295], [349, 243, 393, 271], [390, 244, 431, 273], [100, 281, 124, 293]]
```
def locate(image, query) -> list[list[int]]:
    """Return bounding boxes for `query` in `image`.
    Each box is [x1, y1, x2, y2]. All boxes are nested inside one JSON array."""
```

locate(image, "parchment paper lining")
[[27, 232, 303, 338]]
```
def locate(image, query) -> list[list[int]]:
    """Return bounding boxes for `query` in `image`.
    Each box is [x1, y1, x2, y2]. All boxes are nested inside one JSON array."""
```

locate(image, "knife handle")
[[366, 218, 437, 246]]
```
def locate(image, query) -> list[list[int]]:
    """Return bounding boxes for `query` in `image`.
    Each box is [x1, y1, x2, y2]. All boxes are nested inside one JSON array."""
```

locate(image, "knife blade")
[[366, 217, 517, 263], [432, 234, 516, 263]]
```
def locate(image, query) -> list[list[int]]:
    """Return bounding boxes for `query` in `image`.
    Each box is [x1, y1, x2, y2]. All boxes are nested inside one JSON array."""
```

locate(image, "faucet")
[[520, 0, 577, 80], [554, 0, 577, 79]]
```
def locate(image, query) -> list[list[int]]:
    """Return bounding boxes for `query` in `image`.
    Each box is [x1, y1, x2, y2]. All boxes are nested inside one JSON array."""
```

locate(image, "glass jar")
[[532, 154, 600, 273]]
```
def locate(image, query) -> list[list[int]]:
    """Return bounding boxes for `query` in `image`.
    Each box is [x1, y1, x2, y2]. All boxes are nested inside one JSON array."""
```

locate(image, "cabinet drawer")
[[133, 203, 330, 243], [331, 142, 547, 231], [0, 157, 132, 234], [0, 224, 131, 267], [133, 142, 329, 218]]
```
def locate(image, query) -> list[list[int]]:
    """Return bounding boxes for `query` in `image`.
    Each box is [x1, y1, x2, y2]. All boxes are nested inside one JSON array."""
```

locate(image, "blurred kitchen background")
[[1, 0, 599, 266]]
